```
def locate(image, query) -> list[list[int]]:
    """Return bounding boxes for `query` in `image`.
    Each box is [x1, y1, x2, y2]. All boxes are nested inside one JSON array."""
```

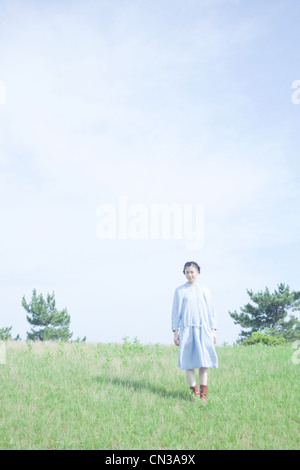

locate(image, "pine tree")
[[229, 283, 300, 342], [22, 289, 73, 341]]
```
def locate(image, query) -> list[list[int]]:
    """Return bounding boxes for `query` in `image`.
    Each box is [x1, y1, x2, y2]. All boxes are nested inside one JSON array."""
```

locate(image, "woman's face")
[[185, 266, 199, 284]]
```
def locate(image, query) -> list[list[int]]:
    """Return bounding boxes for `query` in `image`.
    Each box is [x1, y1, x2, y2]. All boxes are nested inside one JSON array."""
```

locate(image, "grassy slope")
[[0, 340, 299, 450]]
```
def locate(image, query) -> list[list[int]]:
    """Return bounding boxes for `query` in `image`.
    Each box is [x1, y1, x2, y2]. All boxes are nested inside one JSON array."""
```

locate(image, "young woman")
[[172, 261, 218, 402]]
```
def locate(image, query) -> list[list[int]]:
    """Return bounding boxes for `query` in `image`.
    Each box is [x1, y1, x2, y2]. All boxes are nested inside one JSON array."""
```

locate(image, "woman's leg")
[[186, 369, 196, 387], [186, 369, 200, 396], [199, 368, 208, 403], [199, 367, 208, 386]]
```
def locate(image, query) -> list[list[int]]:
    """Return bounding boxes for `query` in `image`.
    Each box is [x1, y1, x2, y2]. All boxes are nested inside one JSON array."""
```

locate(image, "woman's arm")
[[171, 288, 182, 333], [212, 328, 217, 345], [203, 286, 217, 331], [174, 330, 179, 346]]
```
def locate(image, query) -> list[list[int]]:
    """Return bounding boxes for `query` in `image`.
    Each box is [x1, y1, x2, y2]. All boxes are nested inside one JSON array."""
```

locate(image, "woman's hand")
[[212, 329, 217, 345], [174, 330, 179, 346]]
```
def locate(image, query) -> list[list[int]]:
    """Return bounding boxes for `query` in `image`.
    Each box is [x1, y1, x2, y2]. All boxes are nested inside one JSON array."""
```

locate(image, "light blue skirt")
[[178, 326, 218, 370]]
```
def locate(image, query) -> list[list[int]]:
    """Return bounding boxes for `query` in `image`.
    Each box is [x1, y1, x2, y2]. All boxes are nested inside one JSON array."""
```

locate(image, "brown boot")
[[200, 385, 208, 403], [190, 385, 200, 397]]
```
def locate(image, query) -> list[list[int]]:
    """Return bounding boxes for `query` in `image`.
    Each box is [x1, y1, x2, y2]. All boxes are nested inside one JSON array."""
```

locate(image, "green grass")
[[0, 339, 299, 450]]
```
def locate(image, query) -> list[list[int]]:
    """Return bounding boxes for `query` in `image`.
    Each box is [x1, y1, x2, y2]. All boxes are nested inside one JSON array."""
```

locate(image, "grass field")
[[0, 339, 299, 450]]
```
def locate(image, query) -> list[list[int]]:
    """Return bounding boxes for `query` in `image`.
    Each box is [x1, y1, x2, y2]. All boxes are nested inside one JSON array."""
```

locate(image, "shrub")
[[0, 326, 20, 340], [242, 331, 286, 346]]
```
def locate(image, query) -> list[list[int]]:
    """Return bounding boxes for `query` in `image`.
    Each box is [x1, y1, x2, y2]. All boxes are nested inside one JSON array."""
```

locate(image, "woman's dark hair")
[[183, 261, 201, 274]]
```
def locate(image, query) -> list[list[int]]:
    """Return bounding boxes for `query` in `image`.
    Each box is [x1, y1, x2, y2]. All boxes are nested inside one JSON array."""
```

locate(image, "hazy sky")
[[1, 0, 299, 345]]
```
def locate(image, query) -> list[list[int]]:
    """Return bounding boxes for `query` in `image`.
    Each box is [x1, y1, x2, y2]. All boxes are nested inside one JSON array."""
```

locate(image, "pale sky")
[[1, 0, 299, 345]]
